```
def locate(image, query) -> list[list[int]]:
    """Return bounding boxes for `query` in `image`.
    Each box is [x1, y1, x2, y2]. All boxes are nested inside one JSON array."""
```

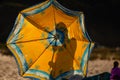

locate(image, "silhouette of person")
[[110, 61, 120, 80], [49, 22, 77, 80]]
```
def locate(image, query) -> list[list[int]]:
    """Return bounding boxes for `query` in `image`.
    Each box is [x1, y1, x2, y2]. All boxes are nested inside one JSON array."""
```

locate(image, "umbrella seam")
[[23, 39, 56, 75]]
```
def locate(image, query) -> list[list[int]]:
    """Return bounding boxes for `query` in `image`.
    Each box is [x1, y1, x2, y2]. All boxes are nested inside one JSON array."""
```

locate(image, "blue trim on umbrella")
[[6, 17, 18, 42], [22, 1, 52, 17], [53, 1, 81, 16], [7, 15, 29, 74], [79, 14, 92, 42], [81, 43, 90, 72], [8, 45, 21, 75], [90, 43, 95, 55], [24, 69, 83, 80], [25, 69, 54, 80], [24, 77, 40, 80], [10, 44, 28, 73], [55, 70, 73, 80], [79, 15, 85, 35], [7, 15, 24, 43], [85, 31, 92, 42]]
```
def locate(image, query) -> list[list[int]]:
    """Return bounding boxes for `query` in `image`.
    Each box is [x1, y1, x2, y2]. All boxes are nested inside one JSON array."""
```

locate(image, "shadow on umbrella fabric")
[[48, 22, 77, 79]]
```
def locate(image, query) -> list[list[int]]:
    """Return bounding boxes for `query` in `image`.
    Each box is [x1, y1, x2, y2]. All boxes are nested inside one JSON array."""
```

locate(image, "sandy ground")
[[0, 54, 120, 80], [0, 54, 30, 80]]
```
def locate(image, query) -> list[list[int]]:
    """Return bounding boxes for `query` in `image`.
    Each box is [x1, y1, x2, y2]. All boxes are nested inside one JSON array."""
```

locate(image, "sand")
[[0, 54, 30, 80], [0, 54, 120, 80]]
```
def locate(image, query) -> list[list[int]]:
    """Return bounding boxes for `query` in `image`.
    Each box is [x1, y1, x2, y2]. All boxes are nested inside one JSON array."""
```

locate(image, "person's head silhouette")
[[113, 61, 119, 68]]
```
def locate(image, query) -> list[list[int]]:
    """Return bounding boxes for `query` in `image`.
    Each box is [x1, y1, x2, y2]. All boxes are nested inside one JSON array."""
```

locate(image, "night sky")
[[0, 0, 120, 47]]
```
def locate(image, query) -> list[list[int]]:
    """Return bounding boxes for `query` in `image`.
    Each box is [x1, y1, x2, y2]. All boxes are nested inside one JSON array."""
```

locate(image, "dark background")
[[0, 0, 120, 47]]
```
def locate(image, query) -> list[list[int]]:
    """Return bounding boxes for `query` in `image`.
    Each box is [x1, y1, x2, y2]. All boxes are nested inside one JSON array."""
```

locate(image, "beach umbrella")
[[6, 0, 94, 79]]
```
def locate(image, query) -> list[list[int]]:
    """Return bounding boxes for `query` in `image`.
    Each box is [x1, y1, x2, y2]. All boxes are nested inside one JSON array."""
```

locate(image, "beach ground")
[[0, 54, 120, 80]]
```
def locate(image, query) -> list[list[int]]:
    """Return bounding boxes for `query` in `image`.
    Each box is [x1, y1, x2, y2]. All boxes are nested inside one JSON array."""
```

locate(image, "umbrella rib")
[[8, 37, 54, 44], [27, 38, 55, 70], [39, 39, 55, 57], [56, 18, 79, 33], [52, 5, 57, 27], [14, 36, 24, 42], [52, 4, 57, 35], [24, 16, 54, 36]]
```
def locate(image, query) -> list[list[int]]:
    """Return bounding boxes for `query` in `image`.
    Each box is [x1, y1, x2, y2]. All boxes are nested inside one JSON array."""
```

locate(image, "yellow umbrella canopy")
[[6, 0, 94, 80]]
